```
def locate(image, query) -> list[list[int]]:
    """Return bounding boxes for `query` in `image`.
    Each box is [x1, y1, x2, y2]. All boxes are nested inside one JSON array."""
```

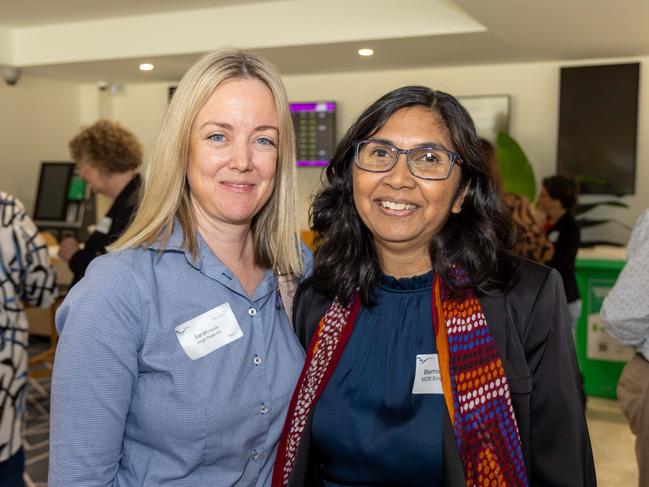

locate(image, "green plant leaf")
[[495, 131, 536, 201]]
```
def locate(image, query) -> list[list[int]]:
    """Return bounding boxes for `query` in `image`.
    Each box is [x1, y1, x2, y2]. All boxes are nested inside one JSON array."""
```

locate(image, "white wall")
[[110, 83, 169, 155], [289, 58, 648, 243], [102, 56, 645, 242], [0, 27, 12, 64], [69, 82, 171, 216], [0, 74, 81, 212], [4, 56, 645, 245], [9, 0, 480, 67]]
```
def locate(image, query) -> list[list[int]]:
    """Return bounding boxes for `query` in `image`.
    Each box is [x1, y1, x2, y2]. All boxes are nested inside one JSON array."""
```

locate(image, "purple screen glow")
[[291, 101, 336, 167]]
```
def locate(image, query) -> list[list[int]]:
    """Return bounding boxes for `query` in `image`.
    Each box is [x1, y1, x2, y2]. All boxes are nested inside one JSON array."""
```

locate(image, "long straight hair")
[[112, 49, 303, 275]]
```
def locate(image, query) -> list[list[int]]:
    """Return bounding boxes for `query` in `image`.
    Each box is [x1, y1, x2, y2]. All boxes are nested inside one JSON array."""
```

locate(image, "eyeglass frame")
[[352, 139, 463, 181]]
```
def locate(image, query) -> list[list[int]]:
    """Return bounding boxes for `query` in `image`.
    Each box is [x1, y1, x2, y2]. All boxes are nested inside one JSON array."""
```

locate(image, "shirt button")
[[260, 404, 268, 414], [248, 307, 257, 316], [253, 355, 262, 366], [251, 449, 259, 460]]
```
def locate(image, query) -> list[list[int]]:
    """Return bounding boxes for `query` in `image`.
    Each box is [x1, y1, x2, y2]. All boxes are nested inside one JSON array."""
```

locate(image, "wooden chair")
[[300, 230, 317, 252], [28, 296, 63, 379], [28, 230, 63, 378]]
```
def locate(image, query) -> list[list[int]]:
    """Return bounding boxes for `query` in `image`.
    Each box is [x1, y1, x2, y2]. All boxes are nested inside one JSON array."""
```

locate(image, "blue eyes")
[[206, 134, 276, 148], [208, 133, 226, 142], [257, 137, 275, 147]]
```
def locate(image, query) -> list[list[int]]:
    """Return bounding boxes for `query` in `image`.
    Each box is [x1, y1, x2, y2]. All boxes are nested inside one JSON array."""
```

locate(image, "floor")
[[24, 375, 50, 487], [588, 396, 638, 486], [21, 338, 640, 486]]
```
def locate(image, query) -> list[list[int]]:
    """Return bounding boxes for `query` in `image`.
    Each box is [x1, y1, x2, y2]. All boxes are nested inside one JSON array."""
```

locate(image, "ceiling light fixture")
[[358, 48, 374, 57], [139, 63, 154, 71]]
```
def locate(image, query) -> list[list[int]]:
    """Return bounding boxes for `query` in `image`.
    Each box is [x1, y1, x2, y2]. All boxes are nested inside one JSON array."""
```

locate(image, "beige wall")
[[282, 63, 561, 230], [10, 1, 479, 67], [289, 58, 648, 244], [0, 27, 11, 63], [2, 56, 646, 245], [89, 83, 170, 216], [0, 74, 81, 212]]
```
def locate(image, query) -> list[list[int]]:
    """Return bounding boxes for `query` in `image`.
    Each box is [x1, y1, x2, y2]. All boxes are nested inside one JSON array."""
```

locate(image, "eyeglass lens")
[[357, 141, 454, 179]]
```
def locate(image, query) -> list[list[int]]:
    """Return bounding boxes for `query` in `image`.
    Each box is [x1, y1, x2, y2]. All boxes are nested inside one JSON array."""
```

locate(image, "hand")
[[58, 237, 81, 262]]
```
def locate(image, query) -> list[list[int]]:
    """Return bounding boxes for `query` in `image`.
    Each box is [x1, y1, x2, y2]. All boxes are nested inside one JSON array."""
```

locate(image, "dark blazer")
[[68, 174, 141, 286], [287, 258, 597, 486]]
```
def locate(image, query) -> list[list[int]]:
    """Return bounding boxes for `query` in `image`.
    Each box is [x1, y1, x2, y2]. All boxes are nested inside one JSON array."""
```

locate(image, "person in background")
[[0, 192, 57, 487], [479, 138, 554, 264], [537, 174, 581, 329], [274, 86, 595, 487], [50, 49, 311, 487], [601, 208, 649, 487], [58, 119, 142, 286]]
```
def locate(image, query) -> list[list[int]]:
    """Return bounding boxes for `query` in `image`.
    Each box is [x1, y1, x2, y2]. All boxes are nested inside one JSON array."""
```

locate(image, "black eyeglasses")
[[353, 140, 463, 180]]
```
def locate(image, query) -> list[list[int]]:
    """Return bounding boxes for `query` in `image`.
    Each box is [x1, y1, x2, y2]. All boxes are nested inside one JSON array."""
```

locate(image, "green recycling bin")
[[574, 255, 633, 399]]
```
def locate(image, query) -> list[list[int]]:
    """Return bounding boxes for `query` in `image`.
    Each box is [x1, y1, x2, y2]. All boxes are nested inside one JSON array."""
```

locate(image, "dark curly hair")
[[542, 174, 579, 210], [310, 86, 518, 306], [69, 119, 142, 174]]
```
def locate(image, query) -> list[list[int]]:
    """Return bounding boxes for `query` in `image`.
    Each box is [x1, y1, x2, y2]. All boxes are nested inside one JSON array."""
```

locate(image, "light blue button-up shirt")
[[50, 224, 311, 486]]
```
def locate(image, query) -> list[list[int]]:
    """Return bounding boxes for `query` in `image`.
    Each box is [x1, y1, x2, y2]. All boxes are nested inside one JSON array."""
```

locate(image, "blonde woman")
[[50, 50, 311, 487]]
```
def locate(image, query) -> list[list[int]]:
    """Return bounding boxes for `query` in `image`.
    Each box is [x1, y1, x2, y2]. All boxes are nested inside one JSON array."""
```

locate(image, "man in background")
[[601, 208, 649, 487]]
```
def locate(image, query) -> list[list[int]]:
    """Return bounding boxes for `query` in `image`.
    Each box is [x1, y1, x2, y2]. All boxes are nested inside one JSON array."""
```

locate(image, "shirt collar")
[[145, 219, 277, 300], [146, 219, 197, 267]]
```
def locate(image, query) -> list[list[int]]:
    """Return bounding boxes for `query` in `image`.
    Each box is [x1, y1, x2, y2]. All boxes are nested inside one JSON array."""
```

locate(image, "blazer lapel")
[[479, 293, 508, 365], [442, 403, 466, 486]]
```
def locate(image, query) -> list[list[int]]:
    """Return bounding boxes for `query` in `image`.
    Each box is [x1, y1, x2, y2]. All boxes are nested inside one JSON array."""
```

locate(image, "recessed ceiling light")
[[358, 48, 374, 57], [139, 63, 154, 71]]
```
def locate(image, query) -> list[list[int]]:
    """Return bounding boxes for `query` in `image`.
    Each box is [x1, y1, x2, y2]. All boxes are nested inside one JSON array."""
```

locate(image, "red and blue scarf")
[[273, 274, 528, 486]]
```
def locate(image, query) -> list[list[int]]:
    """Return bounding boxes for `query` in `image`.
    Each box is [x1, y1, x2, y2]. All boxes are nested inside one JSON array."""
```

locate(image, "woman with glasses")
[[50, 50, 311, 486], [273, 86, 595, 486]]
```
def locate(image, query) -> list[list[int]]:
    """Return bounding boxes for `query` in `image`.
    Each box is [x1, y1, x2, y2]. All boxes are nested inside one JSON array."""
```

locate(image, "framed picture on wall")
[[457, 95, 510, 143]]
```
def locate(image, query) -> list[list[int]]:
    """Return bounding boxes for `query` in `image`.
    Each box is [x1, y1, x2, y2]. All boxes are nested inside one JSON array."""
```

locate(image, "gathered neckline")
[[378, 271, 434, 292]]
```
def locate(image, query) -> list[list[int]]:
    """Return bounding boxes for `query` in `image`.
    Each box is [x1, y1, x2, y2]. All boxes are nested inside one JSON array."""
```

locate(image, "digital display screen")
[[33, 162, 76, 221], [290, 101, 336, 167], [557, 63, 639, 195]]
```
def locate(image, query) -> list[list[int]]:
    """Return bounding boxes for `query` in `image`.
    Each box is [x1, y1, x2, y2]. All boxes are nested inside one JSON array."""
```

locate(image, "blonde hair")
[[112, 49, 302, 275]]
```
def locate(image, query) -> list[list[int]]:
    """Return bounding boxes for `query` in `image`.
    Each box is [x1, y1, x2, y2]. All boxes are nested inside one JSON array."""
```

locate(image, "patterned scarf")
[[273, 274, 528, 487]]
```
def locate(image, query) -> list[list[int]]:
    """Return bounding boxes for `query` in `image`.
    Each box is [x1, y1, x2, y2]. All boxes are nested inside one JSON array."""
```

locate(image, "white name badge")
[[175, 303, 243, 360], [412, 354, 443, 395], [95, 216, 113, 234]]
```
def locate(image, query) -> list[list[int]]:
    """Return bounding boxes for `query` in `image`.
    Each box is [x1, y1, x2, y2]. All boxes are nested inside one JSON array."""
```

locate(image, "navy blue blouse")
[[312, 272, 444, 487]]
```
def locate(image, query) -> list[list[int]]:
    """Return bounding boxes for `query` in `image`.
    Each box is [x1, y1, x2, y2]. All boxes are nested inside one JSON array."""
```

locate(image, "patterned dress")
[[502, 192, 554, 264], [0, 192, 57, 462]]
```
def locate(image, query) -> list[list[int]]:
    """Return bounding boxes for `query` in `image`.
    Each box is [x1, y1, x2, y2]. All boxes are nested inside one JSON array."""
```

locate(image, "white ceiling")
[[2, 0, 649, 83], [0, 0, 275, 26]]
